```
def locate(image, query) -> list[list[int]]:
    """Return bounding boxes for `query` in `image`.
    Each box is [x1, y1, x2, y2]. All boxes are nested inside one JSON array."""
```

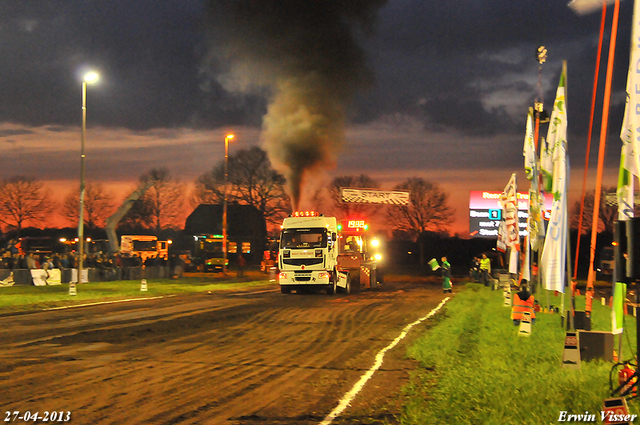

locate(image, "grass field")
[[400, 283, 639, 425], [0, 271, 275, 314]]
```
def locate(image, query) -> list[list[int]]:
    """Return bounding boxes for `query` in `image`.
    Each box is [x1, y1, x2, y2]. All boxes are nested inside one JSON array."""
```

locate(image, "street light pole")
[[223, 134, 233, 275], [74, 71, 99, 295]]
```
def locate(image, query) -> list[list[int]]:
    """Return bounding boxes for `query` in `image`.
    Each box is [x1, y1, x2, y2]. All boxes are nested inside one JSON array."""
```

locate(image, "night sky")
[[0, 0, 634, 234]]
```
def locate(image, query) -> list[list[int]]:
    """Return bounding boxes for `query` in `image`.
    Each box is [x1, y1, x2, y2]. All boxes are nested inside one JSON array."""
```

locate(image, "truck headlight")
[[318, 272, 330, 279], [279, 272, 288, 279], [374, 253, 382, 261]]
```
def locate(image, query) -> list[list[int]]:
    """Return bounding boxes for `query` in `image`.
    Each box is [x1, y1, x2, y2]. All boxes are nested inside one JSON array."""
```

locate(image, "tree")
[[570, 188, 617, 235], [138, 168, 186, 234], [386, 177, 454, 238], [61, 182, 116, 230], [194, 147, 291, 225], [323, 174, 382, 219], [0, 176, 55, 236]]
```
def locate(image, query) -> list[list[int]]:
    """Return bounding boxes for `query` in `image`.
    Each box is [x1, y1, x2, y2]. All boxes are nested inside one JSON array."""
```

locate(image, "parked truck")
[[278, 211, 350, 294], [120, 235, 169, 262], [192, 234, 227, 272]]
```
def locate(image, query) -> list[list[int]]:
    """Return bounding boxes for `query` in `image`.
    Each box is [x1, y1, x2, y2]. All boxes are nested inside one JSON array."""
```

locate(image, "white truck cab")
[[278, 212, 349, 294]]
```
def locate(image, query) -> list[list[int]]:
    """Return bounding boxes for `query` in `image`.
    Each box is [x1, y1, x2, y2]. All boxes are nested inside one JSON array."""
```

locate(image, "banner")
[[499, 173, 519, 250], [523, 109, 536, 180], [30, 269, 48, 286], [620, 0, 640, 179], [340, 188, 410, 205], [47, 269, 62, 285], [541, 67, 569, 293]]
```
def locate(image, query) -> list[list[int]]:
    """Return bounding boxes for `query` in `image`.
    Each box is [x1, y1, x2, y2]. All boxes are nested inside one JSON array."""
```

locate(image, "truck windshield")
[[199, 240, 223, 258], [281, 228, 327, 249], [132, 240, 157, 251]]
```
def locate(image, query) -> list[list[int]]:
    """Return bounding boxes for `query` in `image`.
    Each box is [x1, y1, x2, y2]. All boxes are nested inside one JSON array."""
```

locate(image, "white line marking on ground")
[[319, 297, 451, 425], [44, 295, 176, 311]]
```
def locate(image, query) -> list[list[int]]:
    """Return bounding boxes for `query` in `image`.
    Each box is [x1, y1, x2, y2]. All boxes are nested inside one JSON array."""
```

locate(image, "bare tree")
[[138, 168, 186, 234], [570, 188, 617, 234], [61, 182, 115, 229], [386, 177, 454, 238], [0, 176, 55, 236], [194, 147, 291, 225]]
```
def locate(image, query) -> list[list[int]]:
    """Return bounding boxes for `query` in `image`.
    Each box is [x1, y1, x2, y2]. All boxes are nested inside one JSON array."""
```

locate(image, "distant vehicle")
[[18, 237, 59, 255], [193, 234, 227, 272], [120, 235, 169, 261], [598, 246, 614, 275]]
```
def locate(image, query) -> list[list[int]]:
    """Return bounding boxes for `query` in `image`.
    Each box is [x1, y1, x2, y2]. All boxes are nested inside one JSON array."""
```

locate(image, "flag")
[[620, 0, 640, 179], [540, 137, 554, 193], [612, 282, 627, 335], [522, 234, 531, 282], [617, 147, 635, 221], [499, 173, 519, 250], [540, 67, 569, 293], [523, 109, 536, 180]]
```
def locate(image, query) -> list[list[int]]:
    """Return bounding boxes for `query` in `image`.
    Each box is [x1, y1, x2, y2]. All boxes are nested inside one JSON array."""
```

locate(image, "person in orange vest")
[[512, 279, 536, 325]]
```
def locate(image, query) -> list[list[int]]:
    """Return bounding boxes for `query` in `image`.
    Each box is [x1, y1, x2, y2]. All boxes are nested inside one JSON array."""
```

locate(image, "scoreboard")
[[469, 190, 552, 239]]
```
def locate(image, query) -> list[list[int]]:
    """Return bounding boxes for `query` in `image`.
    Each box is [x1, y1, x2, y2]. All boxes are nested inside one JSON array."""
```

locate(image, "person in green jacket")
[[441, 256, 452, 293], [480, 254, 492, 288]]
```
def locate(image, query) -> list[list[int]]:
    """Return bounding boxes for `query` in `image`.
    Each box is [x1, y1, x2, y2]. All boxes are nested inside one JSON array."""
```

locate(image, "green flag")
[[612, 282, 627, 335]]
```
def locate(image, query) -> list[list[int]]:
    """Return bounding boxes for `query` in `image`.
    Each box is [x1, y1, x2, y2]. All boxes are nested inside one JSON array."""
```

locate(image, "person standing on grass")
[[512, 280, 536, 325], [479, 254, 492, 287], [441, 256, 452, 294]]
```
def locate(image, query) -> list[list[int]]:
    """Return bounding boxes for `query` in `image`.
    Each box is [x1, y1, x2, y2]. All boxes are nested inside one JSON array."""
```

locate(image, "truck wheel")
[[280, 286, 291, 294], [342, 274, 351, 294], [326, 272, 337, 295]]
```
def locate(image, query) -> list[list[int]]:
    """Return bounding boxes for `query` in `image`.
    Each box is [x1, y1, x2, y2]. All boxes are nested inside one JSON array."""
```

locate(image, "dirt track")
[[0, 277, 450, 425]]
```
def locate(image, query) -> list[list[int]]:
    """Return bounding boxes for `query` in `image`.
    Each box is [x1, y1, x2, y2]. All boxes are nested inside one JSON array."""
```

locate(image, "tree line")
[[0, 146, 457, 240]]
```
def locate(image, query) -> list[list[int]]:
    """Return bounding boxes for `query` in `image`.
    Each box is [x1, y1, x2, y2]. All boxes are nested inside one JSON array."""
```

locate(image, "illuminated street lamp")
[[223, 134, 234, 274], [74, 71, 99, 295]]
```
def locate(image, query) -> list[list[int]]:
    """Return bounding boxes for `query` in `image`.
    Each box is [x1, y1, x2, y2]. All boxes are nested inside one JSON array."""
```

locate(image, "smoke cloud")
[[203, 0, 387, 209]]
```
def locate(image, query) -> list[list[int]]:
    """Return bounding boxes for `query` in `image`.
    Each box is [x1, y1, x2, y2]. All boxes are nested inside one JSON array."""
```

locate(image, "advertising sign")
[[469, 191, 552, 239]]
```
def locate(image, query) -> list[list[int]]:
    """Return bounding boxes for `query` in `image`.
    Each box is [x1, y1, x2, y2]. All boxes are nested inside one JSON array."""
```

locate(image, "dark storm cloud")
[[0, 0, 217, 130], [0, 129, 34, 137]]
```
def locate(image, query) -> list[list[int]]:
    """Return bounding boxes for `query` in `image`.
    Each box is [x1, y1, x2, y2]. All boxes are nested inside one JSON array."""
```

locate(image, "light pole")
[[73, 71, 99, 295], [223, 134, 234, 274]]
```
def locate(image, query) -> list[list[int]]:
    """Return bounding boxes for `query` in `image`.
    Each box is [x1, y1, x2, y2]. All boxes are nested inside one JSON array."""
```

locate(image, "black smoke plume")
[[203, 0, 387, 209]]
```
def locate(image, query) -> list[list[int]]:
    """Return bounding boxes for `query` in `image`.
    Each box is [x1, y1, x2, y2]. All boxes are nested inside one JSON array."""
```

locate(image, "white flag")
[[500, 173, 519, 250], [523, 110, 536, 180], [541, 68, 568, 293], [540, 137, 554, 193], [620, 0, 640, 179]]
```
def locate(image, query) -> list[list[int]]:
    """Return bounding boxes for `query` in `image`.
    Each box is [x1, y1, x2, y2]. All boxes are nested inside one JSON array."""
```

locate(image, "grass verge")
[[400, 283, 639, 424], [0, 272, 274, 314]]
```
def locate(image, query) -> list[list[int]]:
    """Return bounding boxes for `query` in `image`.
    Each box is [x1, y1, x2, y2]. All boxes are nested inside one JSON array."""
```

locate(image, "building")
[[184, 203, 267, 264]]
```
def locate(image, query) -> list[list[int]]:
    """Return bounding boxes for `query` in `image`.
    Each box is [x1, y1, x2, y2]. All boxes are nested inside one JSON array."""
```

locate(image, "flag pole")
[[586, 0, 620, 292], [574, 2, 607, 283]]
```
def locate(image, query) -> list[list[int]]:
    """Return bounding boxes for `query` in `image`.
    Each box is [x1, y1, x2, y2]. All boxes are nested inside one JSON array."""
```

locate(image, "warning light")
[[292, 211, 320, 217]]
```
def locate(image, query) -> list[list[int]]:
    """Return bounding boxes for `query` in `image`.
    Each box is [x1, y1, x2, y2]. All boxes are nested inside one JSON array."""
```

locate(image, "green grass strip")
[[0, 277, 273, 314], [401, 283, 639, 425]]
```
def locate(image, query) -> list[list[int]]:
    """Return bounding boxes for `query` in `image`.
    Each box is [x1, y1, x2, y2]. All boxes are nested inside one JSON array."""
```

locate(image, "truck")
[[120, 235, 169, 262], [193, 234, 227, 272], [336, 218, 383, 290], [278, 211, 350, 294]]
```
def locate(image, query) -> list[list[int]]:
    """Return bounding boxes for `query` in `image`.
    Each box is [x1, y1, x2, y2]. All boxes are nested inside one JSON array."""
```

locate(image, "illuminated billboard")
[[469, 191, 553, 238]]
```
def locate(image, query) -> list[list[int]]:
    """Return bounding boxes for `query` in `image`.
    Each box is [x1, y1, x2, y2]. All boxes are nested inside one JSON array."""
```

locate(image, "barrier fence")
[[0, 266, 170, 286]]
